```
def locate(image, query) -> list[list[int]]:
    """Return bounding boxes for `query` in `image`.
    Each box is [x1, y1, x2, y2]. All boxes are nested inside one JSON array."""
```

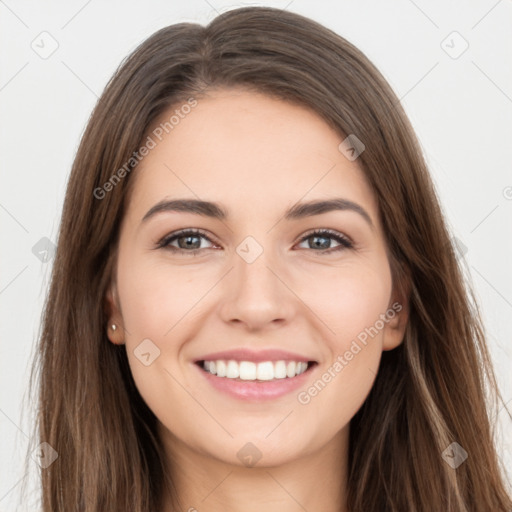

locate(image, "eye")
[[295, 229, 353, 254], [156, 228, 353, 256], [156, 228, 217, 255]]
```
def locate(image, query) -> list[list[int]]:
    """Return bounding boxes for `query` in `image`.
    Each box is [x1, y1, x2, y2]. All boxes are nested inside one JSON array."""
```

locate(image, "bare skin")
[[105, 87, 409, 512]]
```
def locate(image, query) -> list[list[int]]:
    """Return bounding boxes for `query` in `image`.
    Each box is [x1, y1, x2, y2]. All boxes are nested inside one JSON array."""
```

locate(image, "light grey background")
[[1, 0, 511, 509]]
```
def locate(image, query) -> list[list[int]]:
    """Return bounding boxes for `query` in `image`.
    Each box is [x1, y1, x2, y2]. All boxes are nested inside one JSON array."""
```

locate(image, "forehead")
[[128, 88, 378, 223]]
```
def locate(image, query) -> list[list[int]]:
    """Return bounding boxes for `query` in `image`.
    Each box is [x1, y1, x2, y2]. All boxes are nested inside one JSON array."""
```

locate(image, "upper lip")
[[194, 348, 317, 364]]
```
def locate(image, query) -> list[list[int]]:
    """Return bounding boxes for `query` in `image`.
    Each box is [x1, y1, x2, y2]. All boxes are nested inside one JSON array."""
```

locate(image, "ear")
[[104, 281, 125, 345], [382, 278, 410, 352]]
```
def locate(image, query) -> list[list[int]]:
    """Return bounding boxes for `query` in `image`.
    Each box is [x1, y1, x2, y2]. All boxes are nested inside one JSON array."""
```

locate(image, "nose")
[[218, 246, 295, 332]]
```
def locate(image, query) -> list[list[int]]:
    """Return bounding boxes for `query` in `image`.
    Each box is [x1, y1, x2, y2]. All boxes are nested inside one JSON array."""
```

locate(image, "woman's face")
[[107, 88, 408, 468]]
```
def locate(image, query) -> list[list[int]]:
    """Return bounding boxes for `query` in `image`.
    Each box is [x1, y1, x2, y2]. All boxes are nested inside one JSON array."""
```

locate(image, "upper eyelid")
[[163, 228, 216, 244], [156, 228, 217, 250]]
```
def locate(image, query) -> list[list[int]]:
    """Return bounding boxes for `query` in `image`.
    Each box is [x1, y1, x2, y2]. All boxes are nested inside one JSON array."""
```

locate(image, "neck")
[[158, 424, 349, 512]]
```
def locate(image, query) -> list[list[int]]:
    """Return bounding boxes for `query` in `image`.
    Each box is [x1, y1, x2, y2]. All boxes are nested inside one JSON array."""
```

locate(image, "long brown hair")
[[23, 6, 511, 511]]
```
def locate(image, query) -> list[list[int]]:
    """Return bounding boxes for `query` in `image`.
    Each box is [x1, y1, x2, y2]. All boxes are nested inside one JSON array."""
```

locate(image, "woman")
[[25, 6, 511, 511]]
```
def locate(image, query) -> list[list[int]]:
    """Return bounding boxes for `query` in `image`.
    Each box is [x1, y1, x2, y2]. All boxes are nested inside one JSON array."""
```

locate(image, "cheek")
[[294, 257, 392, 342], [292, 261, 391, 420], [113, 250, 194, 450], [117, 254, 207, 340], [116, 257, 205, 435]]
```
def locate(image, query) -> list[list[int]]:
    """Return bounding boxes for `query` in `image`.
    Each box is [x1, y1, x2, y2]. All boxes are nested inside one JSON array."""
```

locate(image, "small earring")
[[111, 324, 117, 331]]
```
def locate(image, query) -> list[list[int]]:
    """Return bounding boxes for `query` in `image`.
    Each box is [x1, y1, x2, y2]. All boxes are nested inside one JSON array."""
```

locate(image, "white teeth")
[[239, 361, 256, 380], [256, 361, 275, 380], [202, 359, 310, 380], [274, 360, 287, 379], [226, 360, 239, 378], [216, 360, 227, 377]]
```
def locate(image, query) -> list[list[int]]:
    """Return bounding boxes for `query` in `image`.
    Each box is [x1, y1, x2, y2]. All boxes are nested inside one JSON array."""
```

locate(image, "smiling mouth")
[[196, 360, 318, 382]]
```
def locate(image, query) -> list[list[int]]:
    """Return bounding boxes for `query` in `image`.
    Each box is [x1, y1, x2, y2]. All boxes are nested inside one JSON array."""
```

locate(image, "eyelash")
[[156, 228, 354, 256]]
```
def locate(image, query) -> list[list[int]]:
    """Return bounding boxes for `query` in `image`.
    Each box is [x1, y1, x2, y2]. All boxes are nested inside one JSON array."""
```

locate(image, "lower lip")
[[194, 362, 317, 401]]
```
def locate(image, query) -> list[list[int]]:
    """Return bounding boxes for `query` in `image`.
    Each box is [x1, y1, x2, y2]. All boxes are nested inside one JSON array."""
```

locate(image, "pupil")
[[180, 235, 200, 249], [312, 235, 329, 249]]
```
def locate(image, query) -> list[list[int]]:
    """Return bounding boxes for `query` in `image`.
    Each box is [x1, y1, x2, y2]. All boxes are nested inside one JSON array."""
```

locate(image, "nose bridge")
[[234, 234, 282, 295], [220, 234, 293, 328]]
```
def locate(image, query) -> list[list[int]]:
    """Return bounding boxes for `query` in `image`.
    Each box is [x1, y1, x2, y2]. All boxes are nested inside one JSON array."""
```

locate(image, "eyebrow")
[[141, 197, 374, 229]]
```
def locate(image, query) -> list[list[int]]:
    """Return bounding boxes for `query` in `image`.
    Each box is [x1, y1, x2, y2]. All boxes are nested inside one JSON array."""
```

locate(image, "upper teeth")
[[202, 360, 309, 380]]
